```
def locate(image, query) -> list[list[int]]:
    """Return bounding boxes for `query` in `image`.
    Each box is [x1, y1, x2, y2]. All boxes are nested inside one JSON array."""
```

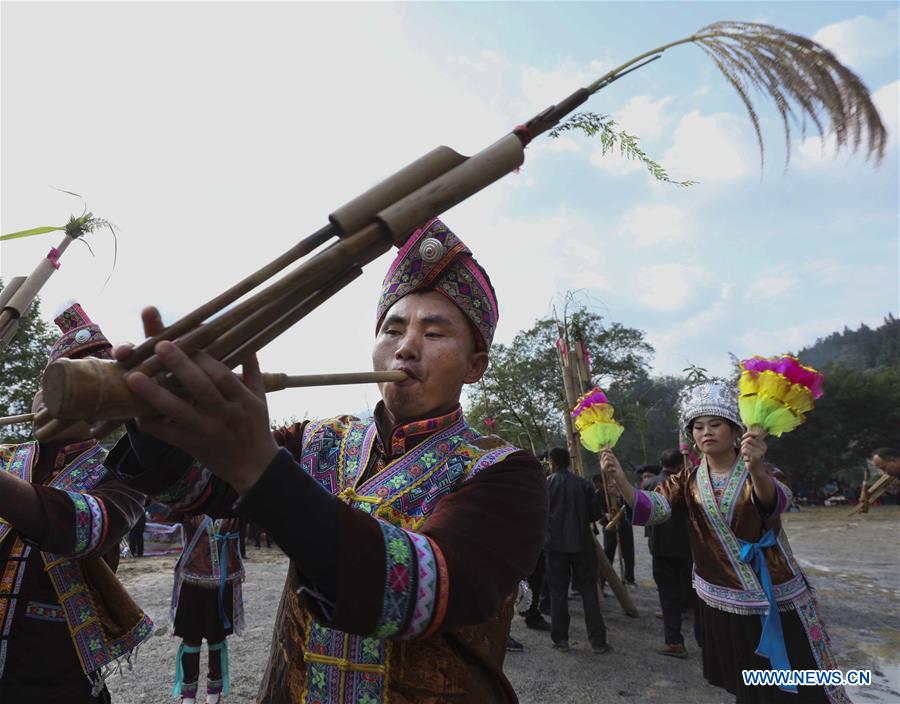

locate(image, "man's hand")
[[117, 307, 280, 495]]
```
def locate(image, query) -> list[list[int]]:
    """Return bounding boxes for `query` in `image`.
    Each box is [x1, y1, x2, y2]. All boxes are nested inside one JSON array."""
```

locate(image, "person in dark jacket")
[[647, 448, 694, 658], [545, 447, 609, 654]]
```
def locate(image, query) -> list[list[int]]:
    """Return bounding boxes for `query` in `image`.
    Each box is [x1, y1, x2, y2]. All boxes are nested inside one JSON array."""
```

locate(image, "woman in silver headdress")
[[601, 379, 848, 704]]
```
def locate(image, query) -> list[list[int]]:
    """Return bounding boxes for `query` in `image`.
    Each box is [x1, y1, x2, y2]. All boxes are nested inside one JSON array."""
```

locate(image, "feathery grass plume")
[[566, 21, 887, 171], [691, 21, 886, 168]]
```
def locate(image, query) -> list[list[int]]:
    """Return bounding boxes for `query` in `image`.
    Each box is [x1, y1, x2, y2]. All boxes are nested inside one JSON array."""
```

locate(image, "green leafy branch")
[[549, 111, 696, 187]]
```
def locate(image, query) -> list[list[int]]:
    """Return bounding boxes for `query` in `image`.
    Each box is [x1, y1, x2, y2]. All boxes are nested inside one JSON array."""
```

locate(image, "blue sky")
[[2, 2, 897, 422]]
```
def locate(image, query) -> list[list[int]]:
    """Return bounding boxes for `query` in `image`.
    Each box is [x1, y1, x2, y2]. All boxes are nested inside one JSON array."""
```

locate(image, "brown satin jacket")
[[631, 458, 808, 615]]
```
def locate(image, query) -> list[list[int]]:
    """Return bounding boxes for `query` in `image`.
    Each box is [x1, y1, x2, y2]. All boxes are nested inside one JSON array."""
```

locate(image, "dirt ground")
[[107, 506, 900, 703]]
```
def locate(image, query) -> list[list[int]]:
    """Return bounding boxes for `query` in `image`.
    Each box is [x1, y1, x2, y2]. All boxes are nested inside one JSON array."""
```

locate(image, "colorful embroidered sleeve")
[[371, 522, 447, 640], [30, 477, 146, 558], [631, 490, 671, 526], [630, 467, 690, 526]]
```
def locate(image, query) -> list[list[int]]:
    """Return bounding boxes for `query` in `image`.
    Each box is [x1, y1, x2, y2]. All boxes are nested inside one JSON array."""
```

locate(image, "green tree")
[[607, 372, 685, 470], [0, 279, 56, 443], [466, 306, 653, 456]]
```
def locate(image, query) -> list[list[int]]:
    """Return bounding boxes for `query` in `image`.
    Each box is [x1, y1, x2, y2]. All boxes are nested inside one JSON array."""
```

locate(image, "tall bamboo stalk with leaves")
[[0, 193, 116, 352]]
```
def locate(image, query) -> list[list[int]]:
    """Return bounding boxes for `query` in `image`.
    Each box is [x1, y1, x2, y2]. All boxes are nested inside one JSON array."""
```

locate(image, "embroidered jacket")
[[631, 457, 850, 704], [111, 404, 548, 703], [0, 441, 153, 700]]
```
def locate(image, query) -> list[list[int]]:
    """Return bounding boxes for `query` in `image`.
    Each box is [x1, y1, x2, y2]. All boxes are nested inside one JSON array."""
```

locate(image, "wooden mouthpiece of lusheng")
[[262, 370, 408, 391], [377, 133, 525, 244], [0, 413, 34, 427], [43, 357, 154, 420], [329, 147, 468, 235]]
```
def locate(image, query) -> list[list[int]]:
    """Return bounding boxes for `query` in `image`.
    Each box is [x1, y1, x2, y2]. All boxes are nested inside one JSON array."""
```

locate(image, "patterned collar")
[[374, 402, 465, 458]]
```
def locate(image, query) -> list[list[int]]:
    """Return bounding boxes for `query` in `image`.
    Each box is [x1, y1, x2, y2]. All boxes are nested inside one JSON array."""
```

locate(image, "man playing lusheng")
[[108, 218, 548, 703], [0, 303, 152, 703]]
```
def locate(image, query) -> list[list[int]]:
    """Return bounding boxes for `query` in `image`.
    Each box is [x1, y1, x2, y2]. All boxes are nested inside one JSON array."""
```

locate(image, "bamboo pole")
[[594, 531, 638, 617], [859, 465, 870, 514], [0, 413, 35, 427]]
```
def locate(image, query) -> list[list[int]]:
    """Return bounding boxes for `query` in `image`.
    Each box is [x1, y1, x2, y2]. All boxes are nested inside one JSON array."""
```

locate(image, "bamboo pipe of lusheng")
[[40, 223, 392, 441], [38, 128, 528, 441], [35, 358, 407, 426], [0, 413, 35, 427]]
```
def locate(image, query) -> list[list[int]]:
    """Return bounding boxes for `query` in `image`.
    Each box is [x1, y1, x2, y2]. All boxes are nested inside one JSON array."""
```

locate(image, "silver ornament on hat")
[[419, 237, 445, 264], [678, 378, 743, 431]]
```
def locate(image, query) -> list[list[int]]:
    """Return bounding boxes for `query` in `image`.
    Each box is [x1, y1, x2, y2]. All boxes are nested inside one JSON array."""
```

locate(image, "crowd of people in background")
[[508, 439, 898, 703]]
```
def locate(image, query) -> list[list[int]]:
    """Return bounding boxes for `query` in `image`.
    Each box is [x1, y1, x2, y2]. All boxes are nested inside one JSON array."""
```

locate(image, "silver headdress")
[[678, 378, 743, 432]]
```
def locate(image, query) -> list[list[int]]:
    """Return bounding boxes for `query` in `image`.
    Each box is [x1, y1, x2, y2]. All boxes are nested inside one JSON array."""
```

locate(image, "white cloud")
[[745, 274, 797, 301], [662, 110, 753, 182], [616, 204, 693, 247], [613, 94, 674, 141], [569, 270, 611, 292], [647, 284, 735, 375], [813, 9, 899, 70], [514, 59, 609, 115], [632, 263, 709, 311]]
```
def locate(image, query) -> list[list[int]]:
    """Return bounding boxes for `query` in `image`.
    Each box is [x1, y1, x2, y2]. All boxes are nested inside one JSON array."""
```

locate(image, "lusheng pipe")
[[38, 357, 407, 426]]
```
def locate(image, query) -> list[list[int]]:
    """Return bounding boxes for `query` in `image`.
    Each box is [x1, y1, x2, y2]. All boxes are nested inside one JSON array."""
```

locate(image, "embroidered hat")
[[48, 301, 113, 363], [376, 218, 499, 351], [678, 378, 744, 432]]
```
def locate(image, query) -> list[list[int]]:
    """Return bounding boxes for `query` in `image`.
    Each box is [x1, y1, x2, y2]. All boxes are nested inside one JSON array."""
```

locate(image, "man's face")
[[872, 455, 900, 477], [373, 291, 488, 425]]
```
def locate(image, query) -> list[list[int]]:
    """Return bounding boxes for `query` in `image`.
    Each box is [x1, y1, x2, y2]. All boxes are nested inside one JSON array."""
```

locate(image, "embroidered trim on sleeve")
[[374, 521, 417, 639], [399, 531, 438, 639], [64, 491, 107, 556]]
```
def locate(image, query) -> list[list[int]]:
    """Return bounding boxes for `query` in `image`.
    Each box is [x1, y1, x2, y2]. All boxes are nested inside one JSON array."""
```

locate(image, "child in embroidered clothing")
[[0, 303, 152, 703], [601, 379, 849, 704], [171, 514, 245, 704]]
